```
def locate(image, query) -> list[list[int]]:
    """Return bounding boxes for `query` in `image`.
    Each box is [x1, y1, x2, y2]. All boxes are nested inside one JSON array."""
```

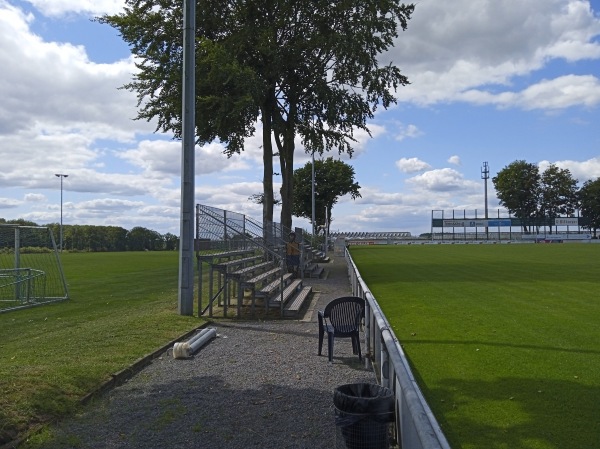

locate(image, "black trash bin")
[[333, 383, 395, 449]]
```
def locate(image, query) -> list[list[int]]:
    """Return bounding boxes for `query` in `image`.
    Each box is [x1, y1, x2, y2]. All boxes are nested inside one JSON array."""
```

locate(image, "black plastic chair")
[[318, 296, 365, 362]]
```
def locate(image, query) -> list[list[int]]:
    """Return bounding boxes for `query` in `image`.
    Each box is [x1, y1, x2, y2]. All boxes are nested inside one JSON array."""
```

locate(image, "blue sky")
[[1, 0, 600, 237]]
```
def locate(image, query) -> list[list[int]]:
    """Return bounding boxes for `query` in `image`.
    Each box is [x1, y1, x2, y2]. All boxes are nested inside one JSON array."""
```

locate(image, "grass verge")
[[350, 243, 600, 449], [0, 252, 205, 445]]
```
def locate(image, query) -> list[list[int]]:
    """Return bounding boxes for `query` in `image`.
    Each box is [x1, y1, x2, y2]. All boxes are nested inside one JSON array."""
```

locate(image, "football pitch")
[[350, 243, 600, 449]]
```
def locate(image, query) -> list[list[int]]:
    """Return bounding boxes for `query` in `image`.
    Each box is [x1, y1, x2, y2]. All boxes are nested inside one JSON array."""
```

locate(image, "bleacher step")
[[283, 286, 313, 317], [269, 279, 302, 307]]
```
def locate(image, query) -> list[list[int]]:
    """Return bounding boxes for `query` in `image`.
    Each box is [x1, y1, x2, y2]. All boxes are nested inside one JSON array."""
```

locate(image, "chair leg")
[[327, 332, 334, 362], [318, 317, 324, 356], [318, 328, 324, 356], [352, 335, 362, 361]]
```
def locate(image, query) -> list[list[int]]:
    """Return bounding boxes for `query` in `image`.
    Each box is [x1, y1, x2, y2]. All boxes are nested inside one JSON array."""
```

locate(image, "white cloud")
[[518, 75, 600, 110], [395, 123, 423, 141], [24, 193, 46, 202], [0, 7, 140, 135], [118, 140, 251, 178], [389, 0, 600, 109], [0, 198, 21, 209], [396, 157, 431, 173], [407, 168, 480, 192], [448, 156, 461, 166], [539, 157, 600, 183], [22, 0, 125, 16], [461, 75, 600, 110]]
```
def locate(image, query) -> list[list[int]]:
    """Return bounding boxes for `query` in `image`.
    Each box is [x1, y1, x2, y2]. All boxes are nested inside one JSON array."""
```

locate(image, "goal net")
[[0, 225, 69, 313]]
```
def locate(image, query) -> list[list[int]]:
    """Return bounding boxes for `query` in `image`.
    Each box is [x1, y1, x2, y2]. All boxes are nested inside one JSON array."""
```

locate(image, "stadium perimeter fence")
[[346, 247, 451, 449]]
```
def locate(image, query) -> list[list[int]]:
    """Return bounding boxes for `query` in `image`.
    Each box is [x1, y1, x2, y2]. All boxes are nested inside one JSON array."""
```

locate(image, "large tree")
[[292, 157, 361, 235], [579, 177, 600, 237], [492, 160, 541, 232], [539, 163, 578, 232], [100, 0, 414, 232]]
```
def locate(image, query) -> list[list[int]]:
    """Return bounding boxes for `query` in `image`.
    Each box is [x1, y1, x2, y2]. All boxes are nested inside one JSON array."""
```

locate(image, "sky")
[[1, 0, 600, 237]]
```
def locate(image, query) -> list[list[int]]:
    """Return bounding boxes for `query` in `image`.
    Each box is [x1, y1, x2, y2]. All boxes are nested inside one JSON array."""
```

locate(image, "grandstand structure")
[[195, 204, 327, 318]]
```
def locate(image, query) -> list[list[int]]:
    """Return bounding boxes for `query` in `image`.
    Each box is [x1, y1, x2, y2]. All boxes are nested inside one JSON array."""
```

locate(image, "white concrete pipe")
[[173, 327, 217, 359]]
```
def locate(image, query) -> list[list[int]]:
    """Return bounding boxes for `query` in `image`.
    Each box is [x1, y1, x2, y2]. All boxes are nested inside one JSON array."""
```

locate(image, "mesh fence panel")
[[196, 204, 290, 255], [0, 225, 68, 312]]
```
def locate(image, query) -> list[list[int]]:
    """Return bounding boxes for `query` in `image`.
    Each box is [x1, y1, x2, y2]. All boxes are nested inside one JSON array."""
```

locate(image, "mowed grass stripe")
[[350, 244, 600, 449]]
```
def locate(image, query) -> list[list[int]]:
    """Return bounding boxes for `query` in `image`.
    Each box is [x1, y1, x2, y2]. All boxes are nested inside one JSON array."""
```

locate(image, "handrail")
[[345, 248, 451, 449]]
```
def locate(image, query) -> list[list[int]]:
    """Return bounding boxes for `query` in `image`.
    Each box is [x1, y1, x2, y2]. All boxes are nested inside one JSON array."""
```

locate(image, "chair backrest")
[[323, 296, 365, 337]]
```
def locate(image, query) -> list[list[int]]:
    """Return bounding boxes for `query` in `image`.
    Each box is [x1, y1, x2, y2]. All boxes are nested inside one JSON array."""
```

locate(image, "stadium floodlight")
[[55, 174, 68, 252]]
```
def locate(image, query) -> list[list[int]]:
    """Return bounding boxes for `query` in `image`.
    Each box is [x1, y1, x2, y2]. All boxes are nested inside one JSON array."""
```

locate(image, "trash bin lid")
[[333, 383, 394, 415]]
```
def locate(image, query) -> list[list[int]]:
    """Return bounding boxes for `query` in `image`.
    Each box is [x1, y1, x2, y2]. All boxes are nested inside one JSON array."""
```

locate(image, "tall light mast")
[[178, 0, 196, 315], [482, 162, 489, 239]]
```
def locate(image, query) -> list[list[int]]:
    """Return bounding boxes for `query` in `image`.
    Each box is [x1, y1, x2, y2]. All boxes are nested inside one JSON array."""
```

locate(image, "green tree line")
[[493, 160, 600, 236], [0, 218, 178, 251]]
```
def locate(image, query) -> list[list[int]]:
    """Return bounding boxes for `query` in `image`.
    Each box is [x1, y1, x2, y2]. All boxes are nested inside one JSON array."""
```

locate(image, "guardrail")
[[345, 248, 451, 449]]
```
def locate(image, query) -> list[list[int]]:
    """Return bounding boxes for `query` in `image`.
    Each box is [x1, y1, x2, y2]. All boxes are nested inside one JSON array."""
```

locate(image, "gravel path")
[[41, 256, 376, 449]]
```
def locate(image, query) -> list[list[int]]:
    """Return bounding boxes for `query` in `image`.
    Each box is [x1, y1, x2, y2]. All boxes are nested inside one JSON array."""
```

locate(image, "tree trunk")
[[279, 125, 294, 232], [261, 100, 274, 238], [276, 97, 297, 233]]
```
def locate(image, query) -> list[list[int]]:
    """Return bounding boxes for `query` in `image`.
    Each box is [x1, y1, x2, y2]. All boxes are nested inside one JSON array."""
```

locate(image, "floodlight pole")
[[55, 174, 68, 252], [178, 0, 195, 316], [311, 151, 316, 237], [481, 162, 489, 239]]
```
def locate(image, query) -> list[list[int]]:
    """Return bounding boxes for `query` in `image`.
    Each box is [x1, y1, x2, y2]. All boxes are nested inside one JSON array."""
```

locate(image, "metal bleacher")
[[195, 204, 317, 319]]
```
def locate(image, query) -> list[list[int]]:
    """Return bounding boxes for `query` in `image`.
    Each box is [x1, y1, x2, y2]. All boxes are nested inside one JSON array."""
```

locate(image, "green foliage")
[[351, 244, 600, 449], [126, 226, 164, 251], [539, 164, 578, 221], [99, 0, 414, 231], [0, 218, 39, 226], [579, 177, 600, 236], [493, 161, 580, 232], [18, 247, 52, 254], [0, 220, 175, 252], [163, 232, 179, 250], [292, 157, 361, 232], [0, 252, 203, 445], [196, 38, 262, 155], [492, 160, 540, 231]]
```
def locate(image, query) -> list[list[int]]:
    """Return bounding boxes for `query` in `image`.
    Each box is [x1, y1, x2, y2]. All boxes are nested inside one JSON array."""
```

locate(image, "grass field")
[[350, 243, 600, 449], [0, 252, 205, 445]]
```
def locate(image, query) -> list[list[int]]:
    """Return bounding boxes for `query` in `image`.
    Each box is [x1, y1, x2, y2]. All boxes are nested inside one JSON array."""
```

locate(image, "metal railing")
[[345, 248, 451, 449]]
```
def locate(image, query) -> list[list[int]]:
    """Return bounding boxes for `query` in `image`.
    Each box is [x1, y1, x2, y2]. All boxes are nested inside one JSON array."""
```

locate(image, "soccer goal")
[[0, 225, 69, 313]]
